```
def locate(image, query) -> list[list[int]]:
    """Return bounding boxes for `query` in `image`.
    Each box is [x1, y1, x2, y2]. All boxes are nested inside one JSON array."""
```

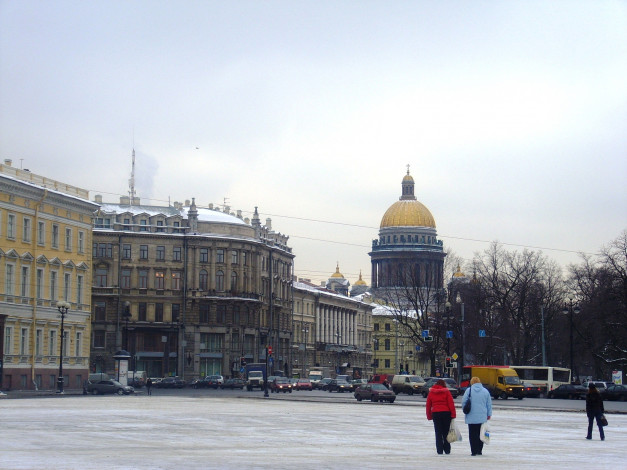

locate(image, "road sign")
[[422, 330, 429, 338], [446, 330, 453, 339], [267, 345, 273, 355], [452, 353, 458, 360], [415, 345, 421, 352], [479, 330, 486, 337]]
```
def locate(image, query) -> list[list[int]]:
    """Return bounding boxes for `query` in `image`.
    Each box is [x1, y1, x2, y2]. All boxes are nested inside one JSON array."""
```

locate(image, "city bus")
[[509, 366, 571, 397]]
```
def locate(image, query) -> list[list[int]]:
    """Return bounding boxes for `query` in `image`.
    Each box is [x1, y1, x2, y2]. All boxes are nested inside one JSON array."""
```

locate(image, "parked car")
[[604, 384, 627, 401], [294, 378, 313, 391], [317, 378, 333, 390], [547, 384, 587, 399], [86, 379, 134, 395], [270, 376, 293, 393], [221, 378, 246, 390], [354, 383, 396, 403], [391, 375, 425, 395], [154, 377, 186, 389], [421, 378, 459, 398], [327, 378, 352, 393], [522, 382, 543, 398], [582, 380, 609, 396], [191, 376, 217, 389]]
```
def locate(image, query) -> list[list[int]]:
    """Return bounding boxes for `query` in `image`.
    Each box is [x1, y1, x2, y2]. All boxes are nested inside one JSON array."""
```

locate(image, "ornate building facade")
[[91, 196, 293, 381], [0, 161, 98, 391]]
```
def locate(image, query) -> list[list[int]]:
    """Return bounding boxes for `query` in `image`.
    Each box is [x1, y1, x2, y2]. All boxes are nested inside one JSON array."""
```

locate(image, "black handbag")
[[600, 414, 608, 426], [463, 387, 472, 414]]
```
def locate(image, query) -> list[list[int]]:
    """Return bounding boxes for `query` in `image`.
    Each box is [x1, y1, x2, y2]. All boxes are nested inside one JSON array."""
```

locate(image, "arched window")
[[216, 270, 224, 291], [231, 272, 238, 291], [199, 269, 208, 291]]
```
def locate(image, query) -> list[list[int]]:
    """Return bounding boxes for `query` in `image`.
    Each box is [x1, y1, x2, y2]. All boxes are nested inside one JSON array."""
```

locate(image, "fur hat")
[[588, 383, 597, 389]]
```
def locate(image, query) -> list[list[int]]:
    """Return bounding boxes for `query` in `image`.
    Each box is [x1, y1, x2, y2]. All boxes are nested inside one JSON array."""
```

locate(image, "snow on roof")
[[293, 281, 371, 307], [1, 173, 98, 208], [98, 203, 248, 226], [190, 207, 247, 226]]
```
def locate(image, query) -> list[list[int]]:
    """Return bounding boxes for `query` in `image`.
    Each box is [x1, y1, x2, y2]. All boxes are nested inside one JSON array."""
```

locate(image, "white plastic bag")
[[480, 421, 491, 444], [447, 418, 462, 443]]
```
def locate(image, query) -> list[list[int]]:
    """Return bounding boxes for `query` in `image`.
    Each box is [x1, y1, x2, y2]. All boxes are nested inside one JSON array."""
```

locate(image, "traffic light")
[[445, 356, 452, 368], [240, 357, 246, 366]]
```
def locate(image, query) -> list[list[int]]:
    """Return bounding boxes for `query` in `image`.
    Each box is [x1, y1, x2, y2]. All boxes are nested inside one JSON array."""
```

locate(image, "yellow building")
[[0, 161, 98, 391]]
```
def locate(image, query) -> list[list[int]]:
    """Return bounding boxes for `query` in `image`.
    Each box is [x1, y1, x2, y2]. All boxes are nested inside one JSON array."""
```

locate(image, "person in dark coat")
[[585, 383, 605, 440], [146, 377, 153, 396], [426, 379, 457, 454]]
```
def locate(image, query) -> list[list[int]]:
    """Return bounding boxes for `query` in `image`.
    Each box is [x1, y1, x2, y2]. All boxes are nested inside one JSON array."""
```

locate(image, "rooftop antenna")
[[128, 131, 137, 205]]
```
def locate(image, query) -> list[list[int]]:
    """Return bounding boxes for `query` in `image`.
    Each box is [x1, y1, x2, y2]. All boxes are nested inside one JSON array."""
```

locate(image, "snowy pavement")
[[1, 395, 625, 469]]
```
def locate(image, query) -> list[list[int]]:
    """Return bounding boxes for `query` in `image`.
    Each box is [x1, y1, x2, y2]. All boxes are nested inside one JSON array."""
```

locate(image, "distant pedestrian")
[[585, 383, 605, 440], [426, 379, 457, 455], [146, 378, 152, 396], [461, 376, 492, 456]]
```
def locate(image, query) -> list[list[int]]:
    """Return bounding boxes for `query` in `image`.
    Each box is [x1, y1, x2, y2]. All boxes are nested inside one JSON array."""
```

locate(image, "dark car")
[[547, 384, 587, 399], [350, 378, 368, 391], [191, 376, 217, 389], [221, 378, 246, 390], [270, 377, 293, 393], [317, 378, 333, 390], [86, 379, 134, 395], [421, 378, 459, 398], [327, 379, 352, 393], [522, 382, 543, 398], [354, 383, 396, 403], [604, 384, 627, 401], [155, 377, 186, 389]]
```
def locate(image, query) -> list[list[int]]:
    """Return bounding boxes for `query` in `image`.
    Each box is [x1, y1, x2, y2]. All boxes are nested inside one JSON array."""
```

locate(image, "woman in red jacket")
[[426, 379, 457, 454]]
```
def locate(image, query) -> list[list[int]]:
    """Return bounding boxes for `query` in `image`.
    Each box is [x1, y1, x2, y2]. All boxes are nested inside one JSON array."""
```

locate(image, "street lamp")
[[335, 329, 342, 374], [373, 337, 379, 374], [456, 293, 465, 375], [56, 301, 71, 394], [302, 326, 309, 377], [122, 301, 131, 351], [563, 298, 581, 382]]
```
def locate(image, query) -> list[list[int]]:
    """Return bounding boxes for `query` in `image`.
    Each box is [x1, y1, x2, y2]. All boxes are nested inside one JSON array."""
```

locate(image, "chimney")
[[94, 194, 103, 204], [3, 159, 12, 166], [120, 196, 130, 205], [265, 218, 272, 230]]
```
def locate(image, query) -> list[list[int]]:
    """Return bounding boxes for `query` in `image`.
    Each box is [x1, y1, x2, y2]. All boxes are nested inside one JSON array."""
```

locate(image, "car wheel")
[[518, 397, 524, 400], [91, 389, 98, 395], [499, 392, 508, 400], [117, 389, 124, 395], [389, 399, 395, 403], [422, 392, 428, 398], [407, 389, 413, 396], [356, 395, 362, 401], [371, 396, 378, 402]]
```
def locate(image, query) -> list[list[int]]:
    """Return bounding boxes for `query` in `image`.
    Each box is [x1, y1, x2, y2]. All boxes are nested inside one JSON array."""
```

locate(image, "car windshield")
[[299, 379, 311, 383], [371, 384, 388, 391], [275, 377, 289, 383], [409, 377, 424, 383], [505, 376, 521, 385], [111, 380, 122, 386]]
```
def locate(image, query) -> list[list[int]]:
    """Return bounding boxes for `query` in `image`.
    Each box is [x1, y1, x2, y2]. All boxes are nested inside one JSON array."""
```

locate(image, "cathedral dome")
[[380, 169, 436, 228], [354, 270, 367, 286], [330, 263, 345, 278]]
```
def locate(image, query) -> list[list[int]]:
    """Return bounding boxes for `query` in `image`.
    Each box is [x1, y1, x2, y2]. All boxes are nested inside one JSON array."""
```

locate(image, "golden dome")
[[380, 200, 436, 228], [453, 265, 466, 278], [330, 263, 344, 278], [354, 270, 367, 286]]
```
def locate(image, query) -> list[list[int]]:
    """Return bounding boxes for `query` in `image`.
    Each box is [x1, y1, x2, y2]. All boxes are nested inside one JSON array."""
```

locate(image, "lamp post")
[[122, 301, 131, 351], [373, 337, 379, 374], [563, 298, 581, 382], [335, 329, 342, 374], [302, 326, 309, 377], [56, 301, 70, 394], [456, 293, 465, 375]]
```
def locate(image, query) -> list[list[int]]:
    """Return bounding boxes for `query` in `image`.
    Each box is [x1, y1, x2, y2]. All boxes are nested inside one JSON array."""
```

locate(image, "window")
[[36, 268, 44, 299], [49, 330, 57, 355], [156, 220, 164, 232], [23, 217, 32, 242], [5, 264, 15, 296], [242, 251, 248, 266], [75, 332, 82, 357], [37, 221, 45, 245], [140, 245, 148, 259], [78, 231, 85, 253], [3, 327, 12, 355], [122, 244, 131, 259], [200, 248, 209, 263], [95, 243, 113, 258], [155, 271, 165, 289], [94, 301, 106, 321], [138, 302, 147, 321], [216, 305, 226, 323], [216, 249, 225, 263], [231, 271, 238, 291], [94, 218, 111, 228], [138, 270, 148, 289], [374, 340, 380, 351], [385, 359, 391, 368], [233, 305, 240, 325], [199, 269, 208, 290], [121, 269, 131, 289], [63, 331, 69, 357], [173, 246, 182, 261], [21, 266, 29, 297], [7, 213, 16, 239], [172, 304, 180, 323], [385, 323, 391, 331], [77, 275, 83, 304], [93, 330, 105, 348], [155, 303, 163, 322], [171, 272, 181, 290], [50, 271, 57, 300], [173, 221, 181, 233], [384, 339, 391, 351], [216, 270, 224, 291], [95, 268, 107, 287], [65, 227, 72, 251], [52, 224, 59, 248], [63, 273, 71, 301], [123, 218, 131, 230], [156, 246, 165, 261], [139, 220, 148, 231], [20, 328, 28, 355], [199, 304, 210, 323], [231, 250, 239, 265], [374, 323, 380, 331]]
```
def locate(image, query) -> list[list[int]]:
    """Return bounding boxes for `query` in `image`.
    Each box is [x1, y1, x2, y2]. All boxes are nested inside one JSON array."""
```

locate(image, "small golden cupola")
[[330, 262, 345, 278], [452, 265, 466, 279], [354, 270, 367, 286]]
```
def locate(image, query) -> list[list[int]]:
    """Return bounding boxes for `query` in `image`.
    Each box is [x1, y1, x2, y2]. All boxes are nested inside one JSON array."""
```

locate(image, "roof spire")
[[128, 148, 137, 205]]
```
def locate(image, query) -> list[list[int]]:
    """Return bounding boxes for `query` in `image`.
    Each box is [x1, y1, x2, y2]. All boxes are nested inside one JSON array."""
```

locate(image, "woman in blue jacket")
[[461, 376, 492, 456]]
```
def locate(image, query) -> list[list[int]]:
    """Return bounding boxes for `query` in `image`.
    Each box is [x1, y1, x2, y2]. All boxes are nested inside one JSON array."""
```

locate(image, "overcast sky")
[[1, 1, 626, 286]]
